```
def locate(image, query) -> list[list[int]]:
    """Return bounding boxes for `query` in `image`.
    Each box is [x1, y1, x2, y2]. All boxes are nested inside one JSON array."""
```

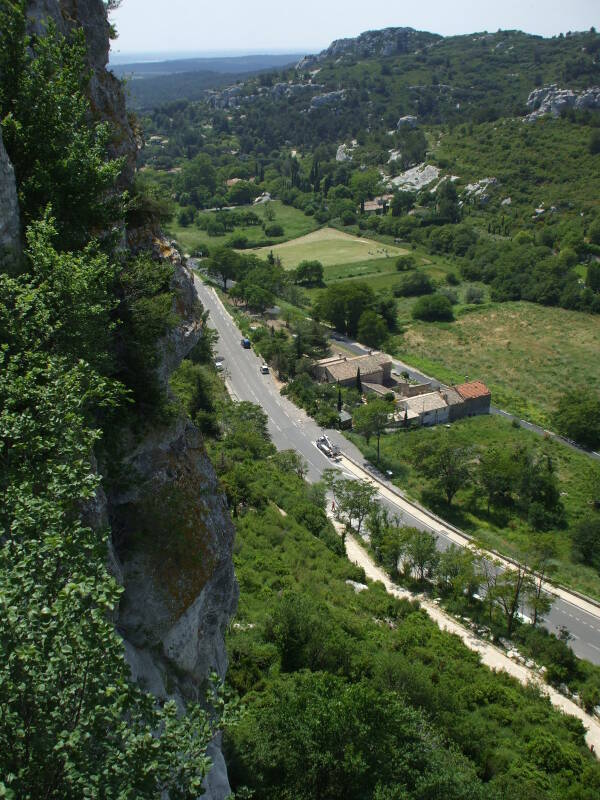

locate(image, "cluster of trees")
[[553, 388, 600, 450], [0, 8, 228, 795], [313, 281, 398, 345], [216, 417, 600, 799], [365, 503, 553, 634]]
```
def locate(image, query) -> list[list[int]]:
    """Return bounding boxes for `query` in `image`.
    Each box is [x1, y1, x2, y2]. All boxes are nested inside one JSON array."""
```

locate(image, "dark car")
[[241, 337, 251, 349]]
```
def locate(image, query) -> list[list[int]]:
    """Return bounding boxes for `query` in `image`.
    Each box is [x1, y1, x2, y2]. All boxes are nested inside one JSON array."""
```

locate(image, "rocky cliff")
[[525, 84, 600, 121], [0, 129, 20, 271], [297, 26, 441, 70], [18, 3, 238, 797], [26, 0, 138, 183]]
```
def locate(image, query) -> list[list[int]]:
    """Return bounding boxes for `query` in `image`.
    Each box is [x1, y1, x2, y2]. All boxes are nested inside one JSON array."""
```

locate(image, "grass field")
[[167, 201, 319, 254], [396, 301, 600, 427], [348, 414, 600, 599], [252, 227, 407, 269]]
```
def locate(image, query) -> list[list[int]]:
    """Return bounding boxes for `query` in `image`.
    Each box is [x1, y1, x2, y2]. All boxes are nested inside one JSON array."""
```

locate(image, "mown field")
[[167, 200, 320, 253], [396, 301, 600, 426], [252, 227, 407, 269], [348, 413, 600, 600]]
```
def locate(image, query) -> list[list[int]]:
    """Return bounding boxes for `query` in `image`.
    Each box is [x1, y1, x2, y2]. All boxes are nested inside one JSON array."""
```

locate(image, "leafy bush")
[[412, 293, 455, 321], [465, 285, 485, 304], [394, 270, 434, 297], [265, 223, 284, 237]]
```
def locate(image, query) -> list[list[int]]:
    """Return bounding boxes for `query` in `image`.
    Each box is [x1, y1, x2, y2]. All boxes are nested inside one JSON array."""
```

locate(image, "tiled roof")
[[318, 353, 391, 382], [455, 380, 491, 400], [402, 392, 448, 414]]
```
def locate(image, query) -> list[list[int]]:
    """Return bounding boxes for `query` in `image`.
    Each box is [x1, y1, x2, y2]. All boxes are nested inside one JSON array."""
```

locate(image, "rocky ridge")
[[13, 3, 238, 797], [296, 26, 441, 70], [525, 84, 600, 121]]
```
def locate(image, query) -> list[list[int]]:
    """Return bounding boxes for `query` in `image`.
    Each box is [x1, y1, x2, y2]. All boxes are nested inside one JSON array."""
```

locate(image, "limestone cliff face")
[[0, 129, 21, 270], [26, 0, 138, 183], [20, 3, 238, 797]]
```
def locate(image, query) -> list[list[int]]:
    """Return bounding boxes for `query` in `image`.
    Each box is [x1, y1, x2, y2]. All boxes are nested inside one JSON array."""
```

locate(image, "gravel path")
[[341, 527, 600, 755]]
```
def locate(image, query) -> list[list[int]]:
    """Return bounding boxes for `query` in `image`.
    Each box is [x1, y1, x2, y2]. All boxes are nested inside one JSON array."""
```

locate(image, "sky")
[[109, 0, 599, 59]]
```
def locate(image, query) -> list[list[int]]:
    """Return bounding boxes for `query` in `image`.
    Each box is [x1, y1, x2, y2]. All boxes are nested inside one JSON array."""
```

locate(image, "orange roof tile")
[[455, 380, 491, 400]]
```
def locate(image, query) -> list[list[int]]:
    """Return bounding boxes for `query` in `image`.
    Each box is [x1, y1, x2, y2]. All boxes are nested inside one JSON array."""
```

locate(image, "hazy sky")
[[110, 0, 598, 56]]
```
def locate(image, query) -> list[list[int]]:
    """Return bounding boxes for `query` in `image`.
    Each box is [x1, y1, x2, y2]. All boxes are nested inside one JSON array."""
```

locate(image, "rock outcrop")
[[0, 130, 21, 270], [310, 90, 346, 110], [397, 114, 418, 129], [25, 0, 137, 184], [389, 163, 441, 191], [525, 84, 600, 121], [19, 4, 238, 798], [297, 27, 441, 70]]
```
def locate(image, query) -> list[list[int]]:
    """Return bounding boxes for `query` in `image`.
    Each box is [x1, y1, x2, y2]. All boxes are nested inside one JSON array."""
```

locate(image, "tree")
[[589, 129, 600, 156], [401, 528, 439, 582], [353, 400, 393, 464], [207, 247, 241, 290], [572, 515, 600, 570], [337, 383, 342, 413], [356, 367, 362, 393], [436, 180, 460, 222], [437, 545, 480, 599], [587, 261, 600, 293], [314, 282, 375, 336], [396, 254, 416, 271], [176, 153, 217, 207], [1, 21, 123, 250], [420, 442, 472, 505], [357, 310, 389, 348], [495, 565, 536, 638], [395, 271, 434, 297], [552, 388, 600, 450], [412, 294, 454, 322], [528, 537, 556, 625], [295, 260, 324, 286], [273, 450, 309, 479], [335, 479, 378, 538]]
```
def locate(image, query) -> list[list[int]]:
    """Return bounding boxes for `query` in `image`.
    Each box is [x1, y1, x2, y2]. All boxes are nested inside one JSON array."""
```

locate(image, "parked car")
[[260, 364, 269, 374], [241, 337, 251, 349]]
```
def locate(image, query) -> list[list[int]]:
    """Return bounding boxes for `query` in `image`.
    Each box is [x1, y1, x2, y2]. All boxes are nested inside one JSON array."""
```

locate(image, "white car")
[[260, 364, 269, 374]]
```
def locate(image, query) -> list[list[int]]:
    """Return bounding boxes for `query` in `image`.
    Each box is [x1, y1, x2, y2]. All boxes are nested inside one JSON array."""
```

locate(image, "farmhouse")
[[454, 380, 492, 418], [363, 194, 394, 214], [398, 391, 449, 426], [313, 352, 393, 387], [394, 381, 492, 427]]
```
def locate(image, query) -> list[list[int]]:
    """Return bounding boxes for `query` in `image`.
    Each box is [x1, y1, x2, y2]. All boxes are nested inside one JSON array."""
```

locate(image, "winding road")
[[194, 275, 600, 666]]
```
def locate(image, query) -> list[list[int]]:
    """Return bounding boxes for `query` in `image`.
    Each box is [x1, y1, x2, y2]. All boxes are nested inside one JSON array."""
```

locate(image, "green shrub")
[[412, 293, 455, 322]]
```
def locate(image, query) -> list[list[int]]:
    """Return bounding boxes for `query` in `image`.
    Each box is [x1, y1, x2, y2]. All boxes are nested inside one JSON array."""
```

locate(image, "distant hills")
[[112, 53, 301, 109]]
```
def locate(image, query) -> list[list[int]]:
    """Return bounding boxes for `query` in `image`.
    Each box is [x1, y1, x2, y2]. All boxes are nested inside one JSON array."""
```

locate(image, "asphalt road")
[[330, 332, 600, 463], [194, 276, 600, 666]]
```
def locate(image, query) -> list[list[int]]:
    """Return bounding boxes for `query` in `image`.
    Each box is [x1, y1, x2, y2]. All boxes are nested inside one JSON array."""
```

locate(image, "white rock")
[[389, 163, 441, 191], [346, 580, 369, 593]]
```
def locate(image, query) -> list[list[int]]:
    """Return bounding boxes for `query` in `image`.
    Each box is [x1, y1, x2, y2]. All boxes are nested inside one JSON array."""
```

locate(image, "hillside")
[[113, 53, 300, 109]]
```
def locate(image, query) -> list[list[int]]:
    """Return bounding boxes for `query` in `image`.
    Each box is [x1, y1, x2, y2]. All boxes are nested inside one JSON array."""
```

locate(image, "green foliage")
[[228, 671, 487, 800], [314, 281, 375, 336], [356, 309, 389, 348], [394, 270, 434, 297], [294, 259, 324, 286], [552, 388, 600, 450], [412, 293, 455, 321], [0, 229, 221, 799], [224, 466, 600, 800], [572, 516, 600, 570], [0, 19, 123, 250]]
